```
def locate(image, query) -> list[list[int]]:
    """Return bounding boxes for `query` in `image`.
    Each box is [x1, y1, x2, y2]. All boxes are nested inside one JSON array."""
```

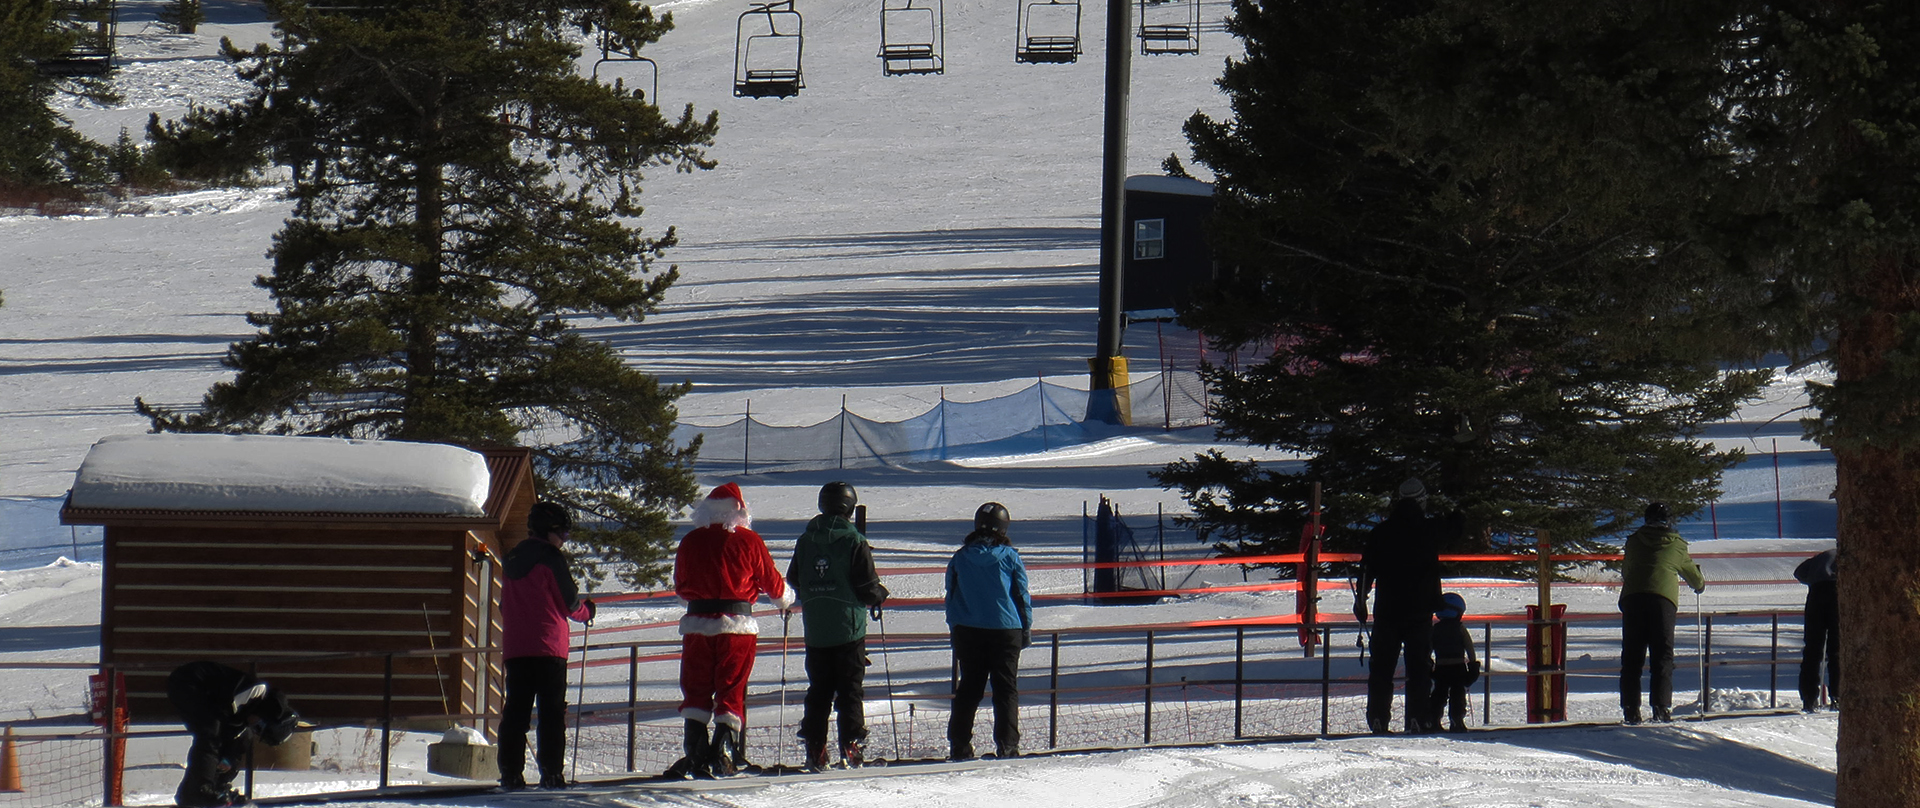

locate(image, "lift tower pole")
[[1089, 0, 1132, 424]]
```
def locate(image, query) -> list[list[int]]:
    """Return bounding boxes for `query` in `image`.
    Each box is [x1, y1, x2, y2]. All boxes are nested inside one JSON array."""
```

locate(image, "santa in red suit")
[[673, 482, 793, 777]]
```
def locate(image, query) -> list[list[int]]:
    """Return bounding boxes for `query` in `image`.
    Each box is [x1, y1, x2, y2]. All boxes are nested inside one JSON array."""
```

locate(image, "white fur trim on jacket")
[[714, 711, 744, 730], [680, 612, 761, 636], [679, 706, 713, 723], [690, 497, 752, 531], [771, 587, 795, 611]]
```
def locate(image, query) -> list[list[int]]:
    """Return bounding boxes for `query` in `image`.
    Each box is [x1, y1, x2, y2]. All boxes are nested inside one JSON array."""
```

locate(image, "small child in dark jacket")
[[1428, 592, 1480, 733]]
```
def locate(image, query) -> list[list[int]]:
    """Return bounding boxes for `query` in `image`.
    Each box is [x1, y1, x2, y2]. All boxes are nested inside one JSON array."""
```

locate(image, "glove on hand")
[[583, 598, 597, 623], [1353, 603, 1368, 623]]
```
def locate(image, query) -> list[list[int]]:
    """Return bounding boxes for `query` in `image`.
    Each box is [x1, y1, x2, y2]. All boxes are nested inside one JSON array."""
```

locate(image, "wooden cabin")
[[60, 435, 536, 730], [1122, 174, 1217, 315]]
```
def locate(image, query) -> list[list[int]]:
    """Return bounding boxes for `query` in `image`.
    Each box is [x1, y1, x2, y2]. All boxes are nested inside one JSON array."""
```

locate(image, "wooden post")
[[0, 725, 21, 793]]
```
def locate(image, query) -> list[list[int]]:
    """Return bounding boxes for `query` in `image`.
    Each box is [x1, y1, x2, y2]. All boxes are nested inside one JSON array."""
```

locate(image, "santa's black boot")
[[708, 725, 740, 777], [676, 719, 712, 779]]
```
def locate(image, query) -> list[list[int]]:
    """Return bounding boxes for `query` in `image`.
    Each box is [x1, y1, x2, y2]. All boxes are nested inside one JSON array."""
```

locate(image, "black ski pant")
[[949, 625, 1023, 754], [1800, 581, 1839, 708], [1367, 612, 1433, 732], [1428, 662, 1476, 729], [1619, 592, 1679, 713], [801, 638, 869, 749], [499, 656, 570, 785]]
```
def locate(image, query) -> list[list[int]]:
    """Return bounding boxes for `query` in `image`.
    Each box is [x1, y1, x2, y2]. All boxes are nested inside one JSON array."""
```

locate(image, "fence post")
[[103, 665, 123, 808], [1773, 438, 1783, 538], [627, 646, 639, 772], [382, 654, 394, 789], [1526, 530, 1566, 723], [1049, 632, 1060, 750], [1233, 627, 1244, 739], [1483, 621, 1493, 726], [1320, 625, 1331, 737], [838, 395, 847, 469], [940, 388, 949, 460], [1703, 615, 1714, 715], [1769, 614, 1779, 709], [1143, 631, 1154, 745], [1037, 375, 1048, 452]]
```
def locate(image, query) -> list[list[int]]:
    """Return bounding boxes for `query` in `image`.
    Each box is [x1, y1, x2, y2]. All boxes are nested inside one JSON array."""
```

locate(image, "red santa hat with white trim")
[[691, 482, 752, 530]]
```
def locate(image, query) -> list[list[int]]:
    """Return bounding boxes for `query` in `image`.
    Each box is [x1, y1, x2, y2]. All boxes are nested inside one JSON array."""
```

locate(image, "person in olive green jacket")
[[1618, 502, 1705, 724], [787, 482, 889, 770]]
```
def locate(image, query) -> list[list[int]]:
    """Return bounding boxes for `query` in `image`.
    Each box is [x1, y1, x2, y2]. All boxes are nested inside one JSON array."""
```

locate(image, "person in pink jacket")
[[498, 501, 595, 790], [673, 483, 793, 777]]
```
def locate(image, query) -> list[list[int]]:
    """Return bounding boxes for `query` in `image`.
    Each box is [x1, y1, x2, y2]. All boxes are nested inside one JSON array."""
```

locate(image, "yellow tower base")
[[1087, 356, 1132, 426]]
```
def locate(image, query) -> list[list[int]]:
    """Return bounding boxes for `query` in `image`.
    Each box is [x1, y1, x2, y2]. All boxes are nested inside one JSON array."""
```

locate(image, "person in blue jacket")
[[945, 502, 1033, 760]]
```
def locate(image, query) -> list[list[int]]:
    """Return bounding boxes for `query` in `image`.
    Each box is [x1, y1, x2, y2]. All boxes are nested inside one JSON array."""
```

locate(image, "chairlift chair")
[[734, 0, 805, 98], [591, 28, 660, 103], [878, 0, 944, 76], [1136, 0, 1198, 55], [1014, 0, 1081, 64]]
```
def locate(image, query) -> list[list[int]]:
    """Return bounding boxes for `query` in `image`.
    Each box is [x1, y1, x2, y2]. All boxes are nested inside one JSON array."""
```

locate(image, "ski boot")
[[804, 738, 830, 772], [708, 724, 740, 777], [841, 738, 865, 768]]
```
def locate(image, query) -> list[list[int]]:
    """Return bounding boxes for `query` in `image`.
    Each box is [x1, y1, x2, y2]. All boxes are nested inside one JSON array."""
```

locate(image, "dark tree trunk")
[[1834, 260, 1920, 805]]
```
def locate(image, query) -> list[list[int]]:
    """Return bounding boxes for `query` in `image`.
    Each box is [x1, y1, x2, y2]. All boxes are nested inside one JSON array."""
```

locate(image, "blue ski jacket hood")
[[945, 531, 1032, 630]]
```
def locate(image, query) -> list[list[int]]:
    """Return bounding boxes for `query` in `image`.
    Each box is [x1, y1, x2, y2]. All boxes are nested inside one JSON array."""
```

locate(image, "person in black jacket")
[[1795, 548, 1838, 712], [1427, 592, 1480, 733], [1353, 478, 1451, 734], [167, 660, 299, 808]]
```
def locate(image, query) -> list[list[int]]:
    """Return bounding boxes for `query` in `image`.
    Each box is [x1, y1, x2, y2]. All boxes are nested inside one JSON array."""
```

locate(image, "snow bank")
[[66, 434, 490, 515]]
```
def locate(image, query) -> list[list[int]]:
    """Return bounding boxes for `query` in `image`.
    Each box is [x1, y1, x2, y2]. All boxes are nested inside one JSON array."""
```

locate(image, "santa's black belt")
[[686, 599, 753, 615]]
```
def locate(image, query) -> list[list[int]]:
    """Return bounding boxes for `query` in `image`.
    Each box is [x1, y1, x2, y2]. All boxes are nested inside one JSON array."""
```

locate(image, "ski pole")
[[571, 613, 590, 784], [876, 607, 901, 761], [1694, 584, 1705, 716]]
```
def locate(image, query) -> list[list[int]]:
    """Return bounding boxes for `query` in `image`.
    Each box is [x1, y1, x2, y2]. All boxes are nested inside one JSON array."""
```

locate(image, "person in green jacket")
[[786, 482, 889, 770], [1618, 502, 1705, 724]]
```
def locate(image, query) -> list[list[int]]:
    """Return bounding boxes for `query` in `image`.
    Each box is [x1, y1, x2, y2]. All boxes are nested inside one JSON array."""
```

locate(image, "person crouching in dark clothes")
[[1353, 477, 1454, 735], [1428, 592, 1480, 733], [1795, 548, 1838, 711], [167, 660, 298, 808]]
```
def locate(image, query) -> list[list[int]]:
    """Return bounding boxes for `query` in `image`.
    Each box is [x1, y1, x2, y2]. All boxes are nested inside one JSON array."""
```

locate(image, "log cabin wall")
[[104, 523, 472, 722], [73, 446, 532, 727]]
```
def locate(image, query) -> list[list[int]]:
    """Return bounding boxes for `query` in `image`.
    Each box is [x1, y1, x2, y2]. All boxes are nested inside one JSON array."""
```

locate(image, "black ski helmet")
[[974, 502, 1011, 535], [1645, 501, 1670, 524], [819, 482, 858, 518], [528, 501, 574, 538]]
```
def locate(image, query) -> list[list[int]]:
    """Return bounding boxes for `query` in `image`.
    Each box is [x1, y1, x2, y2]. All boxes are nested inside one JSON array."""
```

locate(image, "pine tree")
[[1159, 0, 1767, 561], [0, 0, 118, 197], [156, 0, 204, 35], [140, 0, 719, 586], [1713, 4, 1920, 803]]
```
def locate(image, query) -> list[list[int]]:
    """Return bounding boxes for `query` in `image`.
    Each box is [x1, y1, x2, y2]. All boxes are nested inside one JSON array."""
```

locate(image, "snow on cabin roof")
[[1124, 174, 1214, 198], [67, 434, 491, 516]]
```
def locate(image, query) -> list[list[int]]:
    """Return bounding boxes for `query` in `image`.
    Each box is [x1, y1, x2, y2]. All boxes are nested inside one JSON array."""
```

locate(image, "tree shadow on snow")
[[0, 625, 101, 653], [1487, 724, 1833, 805]]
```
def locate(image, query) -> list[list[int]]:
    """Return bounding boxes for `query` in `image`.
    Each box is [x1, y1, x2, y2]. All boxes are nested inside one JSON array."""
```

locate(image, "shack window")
[[1133, 218, 1165, 260]]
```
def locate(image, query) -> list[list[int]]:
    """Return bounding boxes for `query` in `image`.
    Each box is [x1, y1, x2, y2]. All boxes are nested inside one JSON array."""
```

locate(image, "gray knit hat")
[[1397, 478, 1428, 503]]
